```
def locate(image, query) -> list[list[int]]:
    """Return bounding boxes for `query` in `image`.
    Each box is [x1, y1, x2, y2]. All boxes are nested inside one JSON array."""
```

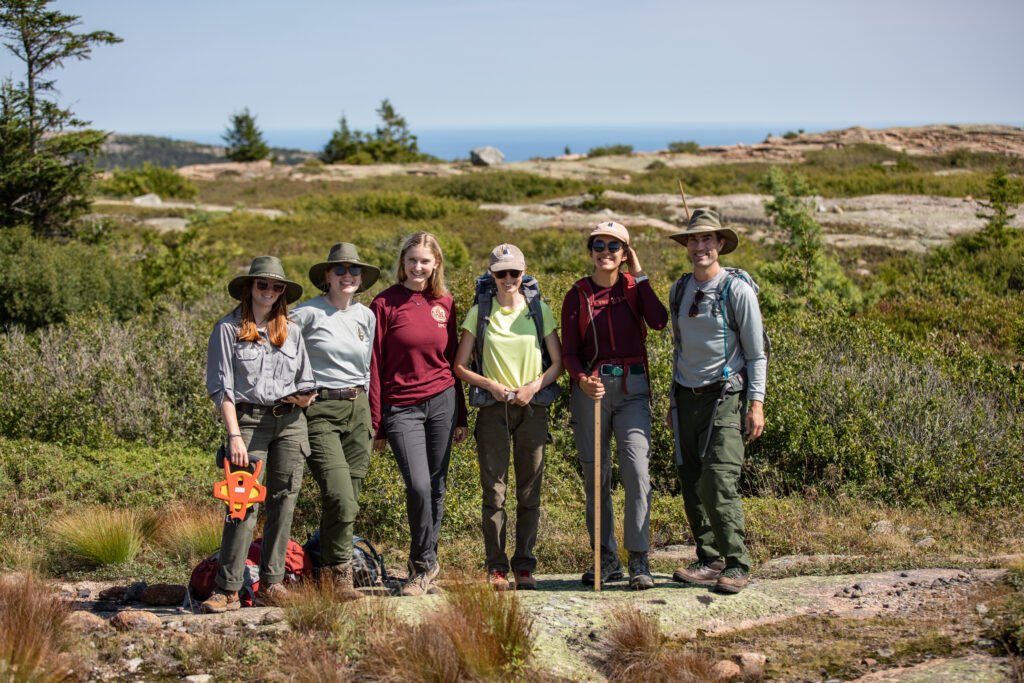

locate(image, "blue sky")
[[2, 0, 1022, 134]]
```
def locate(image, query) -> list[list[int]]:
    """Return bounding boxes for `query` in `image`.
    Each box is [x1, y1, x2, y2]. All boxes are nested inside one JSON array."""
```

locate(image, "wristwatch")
[[634, 274, 649, 283]]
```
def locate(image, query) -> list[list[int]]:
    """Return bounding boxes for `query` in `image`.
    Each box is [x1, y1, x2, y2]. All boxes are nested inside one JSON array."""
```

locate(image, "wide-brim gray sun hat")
[[228, 255, 303, 303], [308, 242, 381, 293], [669, 207, 739, 254]]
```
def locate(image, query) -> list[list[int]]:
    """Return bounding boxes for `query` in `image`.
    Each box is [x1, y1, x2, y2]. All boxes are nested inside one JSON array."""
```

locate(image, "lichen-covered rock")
[[98, 585, 128, 602], [733, 651, 767, 678], [470, 146, 505, 166], [110, 609, 162, 632], [710, 659, 741, 681], [139, 583, 187, 606], [67, 610, 111, 632]]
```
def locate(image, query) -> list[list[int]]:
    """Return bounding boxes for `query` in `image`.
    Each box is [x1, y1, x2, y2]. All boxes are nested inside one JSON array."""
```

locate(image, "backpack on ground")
[[302, 530, 389, 587], [669, 267, 771, 384], [188, 537, 309, 606], [468, 272, 561, 407]]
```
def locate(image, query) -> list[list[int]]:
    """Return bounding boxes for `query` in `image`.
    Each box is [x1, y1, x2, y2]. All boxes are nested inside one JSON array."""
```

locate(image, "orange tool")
[[213, 459, 266, 521]]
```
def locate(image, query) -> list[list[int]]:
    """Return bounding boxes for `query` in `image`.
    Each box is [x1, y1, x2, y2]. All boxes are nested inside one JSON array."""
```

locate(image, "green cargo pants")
[[305, 393, 372, 566], [217, 404, 308, 591], [673, 384, 750, 572]]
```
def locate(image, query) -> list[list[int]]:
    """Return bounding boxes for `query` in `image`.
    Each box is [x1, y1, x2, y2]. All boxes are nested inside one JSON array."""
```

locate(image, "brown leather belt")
[[318, 387, 364, 400], [680, 381, 727, 395]]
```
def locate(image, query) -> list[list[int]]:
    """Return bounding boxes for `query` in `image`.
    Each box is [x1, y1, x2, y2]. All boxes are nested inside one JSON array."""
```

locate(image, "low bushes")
[[293, 191, 475, 221], [96, 163, 198, 200], [433, 171, 584, 203], [588, 144, 634, 158]]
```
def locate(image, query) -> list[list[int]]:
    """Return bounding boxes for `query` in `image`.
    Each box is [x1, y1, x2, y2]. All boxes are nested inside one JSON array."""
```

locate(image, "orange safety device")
[[213, 459, 267, 521]]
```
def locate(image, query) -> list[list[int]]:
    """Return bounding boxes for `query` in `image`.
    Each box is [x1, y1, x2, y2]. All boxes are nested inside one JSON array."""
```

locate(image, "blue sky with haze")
[[2, 0, 1022, 133]]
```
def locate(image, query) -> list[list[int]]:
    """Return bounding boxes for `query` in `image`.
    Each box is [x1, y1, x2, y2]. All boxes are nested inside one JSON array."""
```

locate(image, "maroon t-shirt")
[[560, 275, 668, 383], [369, 284, 468, 436]]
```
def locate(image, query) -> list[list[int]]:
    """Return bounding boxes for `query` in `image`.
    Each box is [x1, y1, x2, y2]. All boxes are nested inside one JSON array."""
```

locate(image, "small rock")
[[833, 205, 844, 214], [469, 146, 505, 166], [124, 581, 147, 602], [710, 659, 741, 680], [98, 586, 128, 602], [67, 610, 110, 632], [915, 536, 936, 548], [975, 603, 989, 615], [139, 583, 187, 606], [852, 583, 863, 590], [732, 652, 766, 677], [975, 638, 997, 649], [869, 519, 894, 534], [877, 647, 894, 658], [125, 657, 143, 673], [110, 609, 162, 632], [862, 657, 878, 666], [132, 193, 163, 206], [184, 676, 212, 683], [899, 571, 909, 577], [76, 587, 91, 599], [261, 609, 285, 625]]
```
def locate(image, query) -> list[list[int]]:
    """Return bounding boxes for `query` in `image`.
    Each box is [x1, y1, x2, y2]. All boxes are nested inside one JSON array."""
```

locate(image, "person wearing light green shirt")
[[454, 244, 563, 592]]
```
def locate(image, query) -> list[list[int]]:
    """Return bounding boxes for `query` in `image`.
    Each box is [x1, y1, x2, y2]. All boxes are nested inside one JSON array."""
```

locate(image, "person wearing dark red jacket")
[[370, 232, 468, 596], [561, 221, 668, 590]]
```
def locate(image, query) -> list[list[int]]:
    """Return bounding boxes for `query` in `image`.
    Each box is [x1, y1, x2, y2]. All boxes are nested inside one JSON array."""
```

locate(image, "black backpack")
[[468, 272, 561, 407], [303, 531, 389, 587]]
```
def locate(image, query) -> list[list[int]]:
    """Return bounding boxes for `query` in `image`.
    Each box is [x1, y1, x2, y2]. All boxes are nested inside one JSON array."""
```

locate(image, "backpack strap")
[[572, 278, 598, 373], [523, 277, 552, 370], [669, 273, 692, 352], [473, 274, 496, 375]]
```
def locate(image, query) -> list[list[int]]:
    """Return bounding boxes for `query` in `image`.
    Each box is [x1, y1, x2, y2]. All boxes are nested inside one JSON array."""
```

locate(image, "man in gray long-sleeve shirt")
[[667, 208, 766, 594]]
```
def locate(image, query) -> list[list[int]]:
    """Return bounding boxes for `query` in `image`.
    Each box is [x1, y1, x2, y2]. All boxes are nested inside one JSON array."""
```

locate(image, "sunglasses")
[[333, 264, 363, 276], [688, 290, 705, 318], [591, 239, 623, 254], [254, 279, 286, 294], [494, 269, 522, 279]]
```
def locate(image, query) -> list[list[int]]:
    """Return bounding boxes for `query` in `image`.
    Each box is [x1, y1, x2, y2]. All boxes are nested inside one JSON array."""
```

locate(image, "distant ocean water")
[[146, 124, 879, 163]]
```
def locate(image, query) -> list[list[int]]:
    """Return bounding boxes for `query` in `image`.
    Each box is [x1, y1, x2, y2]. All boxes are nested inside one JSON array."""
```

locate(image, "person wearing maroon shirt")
[[370, 232, 468, 596], [561, 221, 668, 590]]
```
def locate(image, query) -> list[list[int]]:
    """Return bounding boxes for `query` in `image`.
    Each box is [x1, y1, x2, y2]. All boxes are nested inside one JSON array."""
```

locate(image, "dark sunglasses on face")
[[333, 264, 363, 277], [688, 290, 705, 318], [494, 269, 522, 279], [254, 279, 286, 294], [591, 239, 623, 254]]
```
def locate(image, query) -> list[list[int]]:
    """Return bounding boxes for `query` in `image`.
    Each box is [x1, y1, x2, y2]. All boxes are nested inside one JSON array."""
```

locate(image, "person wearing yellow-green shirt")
[[454, 244, 562, 591]]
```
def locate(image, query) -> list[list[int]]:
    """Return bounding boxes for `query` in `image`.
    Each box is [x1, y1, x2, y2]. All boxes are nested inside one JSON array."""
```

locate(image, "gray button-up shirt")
[[206, 310, 315, 410]]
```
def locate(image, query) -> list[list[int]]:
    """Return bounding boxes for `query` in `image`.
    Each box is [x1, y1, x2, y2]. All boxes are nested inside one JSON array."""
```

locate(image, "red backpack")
[[189, 538, 311, 606]]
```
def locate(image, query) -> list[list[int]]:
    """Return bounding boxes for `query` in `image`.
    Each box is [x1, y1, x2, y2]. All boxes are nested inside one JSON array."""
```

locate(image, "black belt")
[[598, 363, 645, 377], [679, 381, 727, 395], [318, 387, 364, 400], [237, 402, 295, 417]]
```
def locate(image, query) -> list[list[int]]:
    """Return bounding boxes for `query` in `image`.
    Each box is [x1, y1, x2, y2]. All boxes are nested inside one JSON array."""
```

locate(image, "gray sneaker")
[[672, 558, 726, 586], [628, 552, 655, 590], [581, 555, 625, 587]]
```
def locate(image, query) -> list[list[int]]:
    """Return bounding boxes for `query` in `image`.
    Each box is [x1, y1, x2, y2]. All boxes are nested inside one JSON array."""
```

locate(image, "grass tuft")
[[151, 504, 223, 561], [48, 507, 143, 567], [0, 572, 74, 682], [597, 604, 719, 682], [278, 635, 352, 683], [438, 580, 535, 678]]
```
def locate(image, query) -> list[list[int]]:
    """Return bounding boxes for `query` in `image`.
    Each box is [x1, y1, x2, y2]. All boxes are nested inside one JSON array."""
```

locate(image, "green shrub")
[[48, 507, 144, 566], [294, 191, 475, 220], [667, 140, 700, 154], [587, 144, 633, 158], [97, 163, 198, 200], [433, 171, 584, 203], [645, 160, 667, 171]]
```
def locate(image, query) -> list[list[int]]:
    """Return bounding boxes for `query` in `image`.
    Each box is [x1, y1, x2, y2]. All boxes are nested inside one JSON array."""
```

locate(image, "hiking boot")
[[425, 561, 441, 584], [488, 568, 511, 592], [200, 588, 240, 614], [327, 562, 364, 601], [255, 582, 289, 607], [581, 555, 625, 587], [628, 552, 655, 591], [714, 567, 749, 594], [401, 571, 430, 597], [672, 558, 726, 586], [514, 570, 537, 591]]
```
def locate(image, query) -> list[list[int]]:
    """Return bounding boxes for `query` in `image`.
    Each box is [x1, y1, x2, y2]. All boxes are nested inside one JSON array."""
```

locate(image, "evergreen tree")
[[0, 0, 121, 235], [320, 114, 363, 163], [317, 99, 427, 164], [974, 165, 1021, 248], [222, 107, 270, 162]]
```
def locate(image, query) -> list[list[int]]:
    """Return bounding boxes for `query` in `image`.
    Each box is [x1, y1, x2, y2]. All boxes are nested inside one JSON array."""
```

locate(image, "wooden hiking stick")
[[593, 397, 601, 592], [677, 179, 692, 221]]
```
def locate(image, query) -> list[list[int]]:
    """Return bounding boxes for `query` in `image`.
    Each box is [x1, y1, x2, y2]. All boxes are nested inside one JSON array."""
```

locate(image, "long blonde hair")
[[395, 232, 447, 297], [236, 281, 290, 347]]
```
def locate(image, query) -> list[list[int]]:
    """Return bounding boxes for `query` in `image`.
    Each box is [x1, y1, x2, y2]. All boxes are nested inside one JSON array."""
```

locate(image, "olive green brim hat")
[[228, 255, 303, 303], [669, 207, 739, 255], [308, 242, 381, 293]]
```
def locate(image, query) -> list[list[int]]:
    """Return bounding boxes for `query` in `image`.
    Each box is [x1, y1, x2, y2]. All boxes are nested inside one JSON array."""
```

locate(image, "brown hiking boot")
[[200, 588, 240, 613], [327, 562, 364, 601], [513, 570, 537, 591], [672, 559, 726, 586], [714, 567, 749, 594], [255, 582, 289, 607], [401, 571, 431, 597], [488, 568, 511, 591]]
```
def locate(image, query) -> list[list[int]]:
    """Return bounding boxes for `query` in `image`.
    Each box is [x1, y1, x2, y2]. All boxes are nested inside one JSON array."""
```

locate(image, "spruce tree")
[[320, 114, 363, 163], [0, 0, 121, 235], [222, 107, 270, 162]]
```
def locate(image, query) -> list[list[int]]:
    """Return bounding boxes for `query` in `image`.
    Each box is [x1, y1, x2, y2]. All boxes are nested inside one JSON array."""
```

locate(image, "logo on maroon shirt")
[[431, 305, 448, 326]]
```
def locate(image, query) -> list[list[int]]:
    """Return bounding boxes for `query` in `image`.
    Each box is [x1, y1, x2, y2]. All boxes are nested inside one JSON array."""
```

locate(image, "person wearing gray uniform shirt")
[[293, 243, 379, 601], [666, 209, 766, 594], [203, 256, 316, 613]]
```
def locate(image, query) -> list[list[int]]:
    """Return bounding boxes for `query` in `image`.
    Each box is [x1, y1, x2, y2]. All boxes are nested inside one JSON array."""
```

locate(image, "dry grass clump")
[[359, 580, 537, 682], [0, 572, 75, 682], [277, 635, 353, 683], [47, 506, 143, 567], [597, 604, 720, 683], [150, 503, 223, 561]]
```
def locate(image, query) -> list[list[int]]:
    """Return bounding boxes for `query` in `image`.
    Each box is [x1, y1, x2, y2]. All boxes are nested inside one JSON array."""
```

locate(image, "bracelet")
[[227, 433, 242, 439]]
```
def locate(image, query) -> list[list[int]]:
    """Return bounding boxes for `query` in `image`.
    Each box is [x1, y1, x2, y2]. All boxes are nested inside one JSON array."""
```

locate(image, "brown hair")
[[236, 281, 290, 347], [395, 232, 447, 297]]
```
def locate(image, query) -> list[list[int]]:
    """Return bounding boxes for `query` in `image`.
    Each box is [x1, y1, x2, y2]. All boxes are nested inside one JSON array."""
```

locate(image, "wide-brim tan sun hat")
[[669, 207, 739, 255], [588, 220, 630, 246], [228, 255, 303, 303], [308, 242, 381, 293]]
